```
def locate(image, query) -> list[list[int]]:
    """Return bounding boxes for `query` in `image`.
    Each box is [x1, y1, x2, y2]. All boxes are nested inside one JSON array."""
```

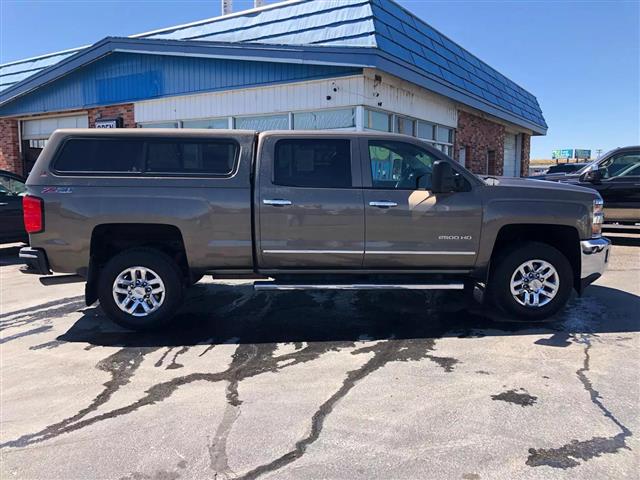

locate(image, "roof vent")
[[222, 0, 264, 16]]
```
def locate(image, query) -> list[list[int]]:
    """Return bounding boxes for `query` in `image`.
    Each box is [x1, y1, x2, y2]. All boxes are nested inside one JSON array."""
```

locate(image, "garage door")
[[22, 114, 88, 140], [21, 114, 89, 174], [503, 133, 518, 177]]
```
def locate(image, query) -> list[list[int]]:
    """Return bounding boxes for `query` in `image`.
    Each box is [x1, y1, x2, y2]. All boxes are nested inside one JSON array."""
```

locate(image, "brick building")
[[0, 0, 546, 177]]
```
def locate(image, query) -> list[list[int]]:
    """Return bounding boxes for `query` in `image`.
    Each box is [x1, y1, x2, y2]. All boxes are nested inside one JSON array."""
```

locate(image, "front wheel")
[[98, 248, 184, 331], [490, 242, 573, 321]]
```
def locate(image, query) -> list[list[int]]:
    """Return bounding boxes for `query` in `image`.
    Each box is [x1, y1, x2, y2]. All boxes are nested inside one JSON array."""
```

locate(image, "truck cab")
[[19, 129, 610, 330]]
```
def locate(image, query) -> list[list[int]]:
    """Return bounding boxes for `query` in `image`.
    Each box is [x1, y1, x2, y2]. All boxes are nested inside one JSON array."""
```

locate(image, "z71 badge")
[[42, 186, 73, 194]]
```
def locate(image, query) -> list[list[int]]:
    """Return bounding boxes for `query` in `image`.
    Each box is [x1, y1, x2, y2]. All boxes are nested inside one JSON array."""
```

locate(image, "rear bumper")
[[19, 247, 51, 275], [579, 237, 611, 289]]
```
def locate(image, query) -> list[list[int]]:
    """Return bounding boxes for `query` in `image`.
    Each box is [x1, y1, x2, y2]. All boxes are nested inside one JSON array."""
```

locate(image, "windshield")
[[575, 159, 600, 175]]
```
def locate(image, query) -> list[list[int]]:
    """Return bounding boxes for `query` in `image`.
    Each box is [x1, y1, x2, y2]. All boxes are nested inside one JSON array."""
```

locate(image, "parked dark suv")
[[0, 170, 27, 243], [534, 146, 640, 226]]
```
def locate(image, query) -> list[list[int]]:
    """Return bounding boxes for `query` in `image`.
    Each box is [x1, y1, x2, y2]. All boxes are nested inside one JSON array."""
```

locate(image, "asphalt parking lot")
[[1, 235, 639, 480]]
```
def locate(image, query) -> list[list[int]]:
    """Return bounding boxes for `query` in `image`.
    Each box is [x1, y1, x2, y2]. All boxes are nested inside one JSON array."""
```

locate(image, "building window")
[[417, 121, 435, 141], [436, 126, 454, 144], [234, 114, 289, 131], [182, 118, 229, 129], [138, 122, 180, 128], [28, 139, 48, 148], [293, 108, 355, 130], [396, 116, 415, 136], [273, 139, 352, 188], [364, 109, 392, 132]]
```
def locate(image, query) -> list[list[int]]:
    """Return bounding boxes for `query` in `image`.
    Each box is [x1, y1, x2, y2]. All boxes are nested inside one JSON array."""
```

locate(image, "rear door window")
[[273, 139, 352, 188], [146, 140, 237, 175], [54, 138, 143, 173]]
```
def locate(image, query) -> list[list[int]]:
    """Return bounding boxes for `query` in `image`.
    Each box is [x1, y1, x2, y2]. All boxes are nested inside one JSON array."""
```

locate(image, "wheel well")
[[490, 224, 581, 290], [89, 223, 190, 281]]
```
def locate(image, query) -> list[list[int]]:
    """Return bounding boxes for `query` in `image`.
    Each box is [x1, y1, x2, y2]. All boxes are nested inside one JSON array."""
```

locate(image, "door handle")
[[263, 199, 292, 206], [0, 202, 7, 206], [369, 201, 398, 208]]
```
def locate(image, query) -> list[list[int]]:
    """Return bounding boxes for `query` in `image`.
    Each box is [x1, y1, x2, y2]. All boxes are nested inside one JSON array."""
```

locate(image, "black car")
[[534, 146, 640, 226], [0, 170, 27, 243], [545, 162, 589, 175]]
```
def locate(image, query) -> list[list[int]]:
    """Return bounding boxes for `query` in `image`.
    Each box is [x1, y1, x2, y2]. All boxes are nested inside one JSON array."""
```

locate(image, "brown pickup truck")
[[19, 129, 610, 330]]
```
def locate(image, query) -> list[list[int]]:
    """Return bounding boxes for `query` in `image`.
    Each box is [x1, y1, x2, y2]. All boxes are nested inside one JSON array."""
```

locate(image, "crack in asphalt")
[[208, 346, 259, 479], [236, 337, 455, 480], [1, 345, 159, 448], [526, 335, 632, 468]]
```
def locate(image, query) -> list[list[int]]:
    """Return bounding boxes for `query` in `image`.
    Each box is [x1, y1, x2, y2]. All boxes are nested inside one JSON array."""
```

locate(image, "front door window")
[[368, 140, 437, 190]]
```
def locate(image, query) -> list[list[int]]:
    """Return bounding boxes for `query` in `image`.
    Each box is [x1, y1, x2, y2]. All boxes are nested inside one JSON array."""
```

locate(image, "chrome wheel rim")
[[112, 266, 165, 317], [510, 259, 559, 308]]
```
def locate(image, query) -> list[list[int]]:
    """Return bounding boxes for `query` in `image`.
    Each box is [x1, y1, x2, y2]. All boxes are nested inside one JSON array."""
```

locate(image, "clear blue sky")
[[1, 0, 638, 159]]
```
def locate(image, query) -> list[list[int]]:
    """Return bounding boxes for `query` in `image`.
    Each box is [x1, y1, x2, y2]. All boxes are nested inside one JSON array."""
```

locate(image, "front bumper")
[[580, 237, 611, 289], [19, 247, 51, 275]]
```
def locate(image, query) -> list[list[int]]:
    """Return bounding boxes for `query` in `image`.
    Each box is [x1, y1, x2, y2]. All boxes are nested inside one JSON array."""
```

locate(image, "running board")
[[603, 224, 639, 231], [253, 282, 465, 291]]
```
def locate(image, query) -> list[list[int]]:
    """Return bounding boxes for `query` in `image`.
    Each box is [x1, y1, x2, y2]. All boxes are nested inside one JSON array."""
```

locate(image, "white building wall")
[[362, 68, 457, 128], [134, 70, 458, 128], [135, 75, 366, 123]]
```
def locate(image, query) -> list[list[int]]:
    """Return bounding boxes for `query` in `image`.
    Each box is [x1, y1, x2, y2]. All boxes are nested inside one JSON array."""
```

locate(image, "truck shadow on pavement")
[[56, 282, 640, 349]]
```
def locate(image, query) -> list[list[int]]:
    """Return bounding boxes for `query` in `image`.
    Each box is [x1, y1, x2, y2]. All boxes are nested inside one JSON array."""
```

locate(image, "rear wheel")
[[490, 242, 573, 321], [98, 248, 184, 331]]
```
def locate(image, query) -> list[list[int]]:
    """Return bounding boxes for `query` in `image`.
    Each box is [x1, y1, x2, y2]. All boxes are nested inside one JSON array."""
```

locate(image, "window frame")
[[181, 117, 230, 130], [366, 139, 440, 191], [364, 108, 392, 132], [358, 136, 479, 191], [292, 107, 356, 130], [50, 135, 240, 178], [233, 113, 290, 131], [271, 137, 356, 189], [143, 138, 240, 178], [0, 174, 26, 196]]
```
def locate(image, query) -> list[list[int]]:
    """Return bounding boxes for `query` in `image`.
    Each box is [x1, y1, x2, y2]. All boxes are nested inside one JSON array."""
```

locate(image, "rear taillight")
[[23, 195, 44, 234]]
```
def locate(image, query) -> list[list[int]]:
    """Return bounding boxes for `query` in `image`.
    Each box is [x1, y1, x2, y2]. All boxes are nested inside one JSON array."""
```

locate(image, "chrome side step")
[[253, 282, 465, 291], [603, 224, 640, 231]]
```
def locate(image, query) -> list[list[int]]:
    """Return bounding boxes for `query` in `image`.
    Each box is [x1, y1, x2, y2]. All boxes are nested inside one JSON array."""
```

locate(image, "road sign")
[[552, 149, 573, 159], [574, 149, 591, 159]]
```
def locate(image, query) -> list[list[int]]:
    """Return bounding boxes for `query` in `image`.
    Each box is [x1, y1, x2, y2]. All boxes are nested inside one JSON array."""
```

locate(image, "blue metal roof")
[[0, 49, 361, 117], [0, 0, 546, 132]]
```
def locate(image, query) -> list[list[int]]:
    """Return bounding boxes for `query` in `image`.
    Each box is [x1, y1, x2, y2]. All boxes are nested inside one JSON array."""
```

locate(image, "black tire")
[[98, 248, 184, 331], [490, 242, 573, 321]]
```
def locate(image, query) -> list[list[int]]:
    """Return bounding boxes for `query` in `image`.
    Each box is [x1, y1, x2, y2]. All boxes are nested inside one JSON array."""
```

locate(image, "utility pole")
[[222, 0, 232, 15], [254, 0, 264, 6]]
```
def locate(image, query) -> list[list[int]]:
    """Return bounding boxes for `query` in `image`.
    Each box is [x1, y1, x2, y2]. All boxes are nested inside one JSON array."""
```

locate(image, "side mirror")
[[432, 161, 456, 193], [580, 169, 603, 183]]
